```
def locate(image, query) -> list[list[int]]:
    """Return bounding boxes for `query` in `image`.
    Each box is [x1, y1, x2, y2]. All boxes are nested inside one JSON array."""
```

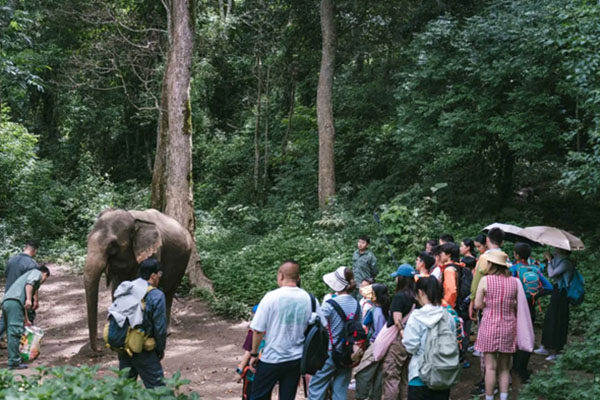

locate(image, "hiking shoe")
[[534, 346, 549, 356], [470, 385, 485, 396], [545, 354, 557, 361], [473, 350, 481, 357], [9, 363, 28, 370]]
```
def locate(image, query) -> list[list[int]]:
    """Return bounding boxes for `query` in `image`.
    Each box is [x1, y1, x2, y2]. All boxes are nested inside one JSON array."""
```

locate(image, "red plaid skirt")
[[475, 275, 518, 353]]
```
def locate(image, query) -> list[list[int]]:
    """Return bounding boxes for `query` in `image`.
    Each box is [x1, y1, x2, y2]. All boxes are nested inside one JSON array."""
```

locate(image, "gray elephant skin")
[[84, 208, 193, 352]]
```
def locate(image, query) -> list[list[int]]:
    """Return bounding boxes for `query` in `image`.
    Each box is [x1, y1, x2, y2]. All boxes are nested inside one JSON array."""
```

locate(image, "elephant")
[[84, 208, 193, 352]]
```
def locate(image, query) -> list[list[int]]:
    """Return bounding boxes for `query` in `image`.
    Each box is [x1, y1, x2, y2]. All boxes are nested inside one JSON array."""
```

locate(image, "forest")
[[1, 0, 600, 398]]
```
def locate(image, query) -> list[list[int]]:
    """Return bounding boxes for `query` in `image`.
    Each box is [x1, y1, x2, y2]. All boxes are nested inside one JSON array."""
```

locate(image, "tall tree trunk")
[[151, 61, 170, 211], [263, 64, 270, 181], [253, 56, 263, 191], [151, 0, 212, 290], [317, 0, 337, 209], [282, 80, 295, 159]]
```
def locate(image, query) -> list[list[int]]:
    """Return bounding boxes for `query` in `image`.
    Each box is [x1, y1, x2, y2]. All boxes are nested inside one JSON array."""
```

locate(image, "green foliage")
[[521, 242, 600, 397], [0, 365, 198, 399]]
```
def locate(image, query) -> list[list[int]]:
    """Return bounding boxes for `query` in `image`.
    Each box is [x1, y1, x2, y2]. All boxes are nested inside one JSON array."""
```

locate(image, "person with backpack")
[[249, 260, 317, 400], [309, 266, 364, 400], [112, 258, 167, 388], [354, 283, 390, 400], [459, 256, 476, 368], [534, 248, 575, 361], [474, 251, 522, 400], [381, 264, 417, 400], [510, 242, 539, 381], [439, 242, 466, 309], [402, 277, 458, 400]]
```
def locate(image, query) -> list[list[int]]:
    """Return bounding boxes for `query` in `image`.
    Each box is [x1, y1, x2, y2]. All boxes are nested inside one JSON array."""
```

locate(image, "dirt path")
[[0, 264, 557, 399]]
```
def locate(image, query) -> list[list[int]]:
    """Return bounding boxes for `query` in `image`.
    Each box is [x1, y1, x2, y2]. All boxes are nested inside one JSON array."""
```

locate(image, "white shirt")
[[431, 266, 442, 281], [250, 286, 319, 364]]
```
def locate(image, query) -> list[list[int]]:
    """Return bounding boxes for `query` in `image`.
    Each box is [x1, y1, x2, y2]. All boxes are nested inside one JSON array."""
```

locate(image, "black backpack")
[[300, 294, 329, 375], [327, 298, 367, 369], [453, 263, 472, 318]]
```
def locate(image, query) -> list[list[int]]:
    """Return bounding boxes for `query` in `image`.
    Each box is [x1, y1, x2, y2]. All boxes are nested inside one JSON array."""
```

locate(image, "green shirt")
[[2, 269, 42, 306], [352, 249, 378, 284]]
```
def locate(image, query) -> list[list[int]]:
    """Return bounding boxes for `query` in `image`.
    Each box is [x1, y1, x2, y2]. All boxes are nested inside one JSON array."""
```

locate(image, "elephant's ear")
[[133, 219, 163, 264]]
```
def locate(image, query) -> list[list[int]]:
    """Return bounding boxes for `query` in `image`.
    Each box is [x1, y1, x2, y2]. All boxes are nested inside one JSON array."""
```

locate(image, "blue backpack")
[[567, 269, 585, 306], [516, 264, 542, 301]]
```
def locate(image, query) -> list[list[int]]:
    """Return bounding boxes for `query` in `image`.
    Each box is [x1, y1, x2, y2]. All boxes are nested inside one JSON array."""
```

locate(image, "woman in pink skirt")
[[474, 251, 518, 400]]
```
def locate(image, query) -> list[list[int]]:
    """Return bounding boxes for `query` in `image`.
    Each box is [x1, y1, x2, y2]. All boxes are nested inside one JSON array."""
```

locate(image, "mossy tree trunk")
[[151, 0, 212, 290], [317, 0, 336, 209]]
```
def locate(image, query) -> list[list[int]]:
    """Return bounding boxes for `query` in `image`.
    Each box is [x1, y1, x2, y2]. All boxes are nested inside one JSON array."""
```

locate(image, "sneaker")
[[8, 363, 28, 370], [534, 346, 549, 356], [473, 350, 481, 357], [470, 385, 485, 396], [545, 354, 557, 361], [468, 345, 475, 353]]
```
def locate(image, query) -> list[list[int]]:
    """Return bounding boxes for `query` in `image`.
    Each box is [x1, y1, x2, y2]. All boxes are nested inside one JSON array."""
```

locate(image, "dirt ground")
[[0, 264, 557, 399]]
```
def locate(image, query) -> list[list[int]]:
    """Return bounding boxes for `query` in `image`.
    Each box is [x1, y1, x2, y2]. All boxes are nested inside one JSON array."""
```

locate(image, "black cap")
[[139, 258, 161, 275]]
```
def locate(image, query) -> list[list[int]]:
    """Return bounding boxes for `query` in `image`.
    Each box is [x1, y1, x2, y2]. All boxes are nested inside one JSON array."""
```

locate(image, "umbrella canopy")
[[481, 223, 540, 246], [518, 226, 585, 251]]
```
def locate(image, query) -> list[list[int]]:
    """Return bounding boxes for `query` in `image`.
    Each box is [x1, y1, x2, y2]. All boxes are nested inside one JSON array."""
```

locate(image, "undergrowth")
[[0, 365, 198, 399]]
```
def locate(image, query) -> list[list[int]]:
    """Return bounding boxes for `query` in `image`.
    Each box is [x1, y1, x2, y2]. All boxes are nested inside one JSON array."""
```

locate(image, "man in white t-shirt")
[[249, 260, 320, 400]]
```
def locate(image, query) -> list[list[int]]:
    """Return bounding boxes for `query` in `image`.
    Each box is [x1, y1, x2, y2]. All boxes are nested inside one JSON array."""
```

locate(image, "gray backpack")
[[418, 311, 461, 390]]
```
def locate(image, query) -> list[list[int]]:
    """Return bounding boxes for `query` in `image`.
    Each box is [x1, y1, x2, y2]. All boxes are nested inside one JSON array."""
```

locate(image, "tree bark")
[[282, 80, 295, 159], [317, 0, 336, 209], [151, 0, 212, 290], [263, 64, 270, 181], [253, 55, 263, 191]]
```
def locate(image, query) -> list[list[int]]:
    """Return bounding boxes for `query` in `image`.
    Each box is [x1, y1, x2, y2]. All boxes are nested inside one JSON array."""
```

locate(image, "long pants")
[[308, 352, 352, 400], [2, 300, 25, 367], [541, 288, 569, 352], [0, 309, 35, 340], [118, 350, 165, 388], [382, 334, 410, 400], [355, 346, 383, 400], [251, 359, 301, 400], [407, 385, 450, 400]]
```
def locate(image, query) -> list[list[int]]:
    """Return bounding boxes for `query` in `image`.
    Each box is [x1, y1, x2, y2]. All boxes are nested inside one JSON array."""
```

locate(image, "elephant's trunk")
[[84, 248, 106, 352]]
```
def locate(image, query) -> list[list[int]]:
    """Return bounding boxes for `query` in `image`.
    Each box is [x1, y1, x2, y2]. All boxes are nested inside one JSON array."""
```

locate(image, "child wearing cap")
[[381, 264, 416, 400]]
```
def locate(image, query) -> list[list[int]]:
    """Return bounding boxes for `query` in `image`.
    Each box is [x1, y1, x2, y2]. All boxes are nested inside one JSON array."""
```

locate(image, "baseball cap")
[[391, 263, 416, 278]]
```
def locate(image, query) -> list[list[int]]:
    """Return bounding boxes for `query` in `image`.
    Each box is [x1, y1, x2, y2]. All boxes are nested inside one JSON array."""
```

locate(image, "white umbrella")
[[482, 223, 523, 236], [481, 223, 540, 246], [518, 226, 585, 251]]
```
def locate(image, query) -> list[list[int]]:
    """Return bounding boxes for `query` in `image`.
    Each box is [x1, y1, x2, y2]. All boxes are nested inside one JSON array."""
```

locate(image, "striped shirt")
[[322, 294, 361, 350]]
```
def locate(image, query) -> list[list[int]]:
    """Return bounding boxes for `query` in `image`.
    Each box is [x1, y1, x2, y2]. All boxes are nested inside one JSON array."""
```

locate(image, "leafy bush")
[[0, 365, 198, 399]]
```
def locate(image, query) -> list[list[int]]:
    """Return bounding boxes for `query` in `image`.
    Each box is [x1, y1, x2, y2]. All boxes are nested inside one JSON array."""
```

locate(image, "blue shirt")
[[142, 288, 167, 356]]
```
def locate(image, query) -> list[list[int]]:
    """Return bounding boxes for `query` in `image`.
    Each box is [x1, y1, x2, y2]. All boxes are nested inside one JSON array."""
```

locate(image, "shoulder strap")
[[354, 301, 361, 321], [141, 286, 156, 311], [326, 299, 349, 322], [309, 293, 316, 312]]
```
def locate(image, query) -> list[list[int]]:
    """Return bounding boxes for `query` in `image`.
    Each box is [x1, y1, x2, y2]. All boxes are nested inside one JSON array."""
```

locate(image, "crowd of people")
[[239, 228, 578, 400], [0, 228, 578, 397]]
